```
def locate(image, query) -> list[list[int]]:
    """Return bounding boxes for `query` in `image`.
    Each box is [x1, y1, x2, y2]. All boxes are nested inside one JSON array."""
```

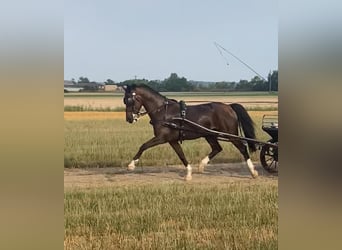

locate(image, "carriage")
[[260, 115, 278, 173]]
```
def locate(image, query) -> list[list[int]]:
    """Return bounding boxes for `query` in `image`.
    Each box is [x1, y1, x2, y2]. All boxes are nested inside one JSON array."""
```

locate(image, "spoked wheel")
[[260, 140, 278, 173]]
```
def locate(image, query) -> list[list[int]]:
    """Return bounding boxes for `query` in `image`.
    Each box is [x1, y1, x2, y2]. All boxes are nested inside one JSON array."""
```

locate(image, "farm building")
[[64, 80, 105, 92], [104, 84, 118, 92], [64, 80, 83, 92], [64, 87, 83, 92]]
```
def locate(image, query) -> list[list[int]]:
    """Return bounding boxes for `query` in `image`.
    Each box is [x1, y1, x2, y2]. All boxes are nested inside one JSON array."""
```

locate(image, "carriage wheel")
[[260, 140, 278, 173]]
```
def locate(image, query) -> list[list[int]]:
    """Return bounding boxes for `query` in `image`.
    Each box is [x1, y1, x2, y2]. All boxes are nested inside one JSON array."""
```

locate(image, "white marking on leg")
[[198, 156, 210, 173], [247, 159, 258, 178], [128, 159, 139, 170], [185, 164, 192, 181]]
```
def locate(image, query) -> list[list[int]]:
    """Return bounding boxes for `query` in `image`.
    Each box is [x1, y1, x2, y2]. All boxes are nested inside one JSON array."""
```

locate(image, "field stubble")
[[65, 182, 277, 250]]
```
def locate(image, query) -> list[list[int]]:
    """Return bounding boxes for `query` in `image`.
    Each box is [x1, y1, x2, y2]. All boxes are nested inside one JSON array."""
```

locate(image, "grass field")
[[64, 182, 278, 250], [64, 111, 277, 168]]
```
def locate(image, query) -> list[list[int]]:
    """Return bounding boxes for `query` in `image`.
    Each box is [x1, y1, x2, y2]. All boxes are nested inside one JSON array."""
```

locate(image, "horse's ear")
[[122, 85, 127, 92]]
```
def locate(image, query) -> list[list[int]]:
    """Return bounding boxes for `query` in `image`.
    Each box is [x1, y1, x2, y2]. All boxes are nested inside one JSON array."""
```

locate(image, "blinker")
[[124, 92, 136, 105]]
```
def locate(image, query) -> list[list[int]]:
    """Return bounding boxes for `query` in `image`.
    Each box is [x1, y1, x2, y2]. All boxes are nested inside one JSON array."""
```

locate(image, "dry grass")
[[64, 111, 275, 121], [64, 112, 125, 120], [64, 182, 278, 249], [64, 93, 278, 110]]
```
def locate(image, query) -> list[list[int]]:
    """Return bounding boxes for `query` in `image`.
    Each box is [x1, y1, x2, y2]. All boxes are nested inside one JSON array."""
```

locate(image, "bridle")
[[124, 92, 142, 122], [124, 91, 173, 122]]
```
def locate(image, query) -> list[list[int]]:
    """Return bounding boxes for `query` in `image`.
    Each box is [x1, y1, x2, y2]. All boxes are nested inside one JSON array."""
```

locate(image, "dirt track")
[[64, 162, 278, 189]]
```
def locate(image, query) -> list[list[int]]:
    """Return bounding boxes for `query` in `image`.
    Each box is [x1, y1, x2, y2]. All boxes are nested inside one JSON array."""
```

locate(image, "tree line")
[[71, 70, 278, 92]]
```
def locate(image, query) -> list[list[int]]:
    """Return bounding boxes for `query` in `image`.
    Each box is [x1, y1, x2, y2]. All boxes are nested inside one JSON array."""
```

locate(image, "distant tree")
[[105, 79, 115, 85], [164, 73, 191, 91], [235, 79, 251, 91], [114, 71, 278, 92], [250, 76, 267, 91], [213, 81, 235, 90], [71, 78, 76, 84], [146, 80, 162, 91], [78, 77, 90, 83], [268, 70, 278, 91], [121, 78, 149, 86]]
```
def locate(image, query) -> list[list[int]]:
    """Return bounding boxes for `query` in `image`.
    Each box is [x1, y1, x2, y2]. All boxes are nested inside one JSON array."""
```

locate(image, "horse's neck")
[[139, 90, 165, 114]]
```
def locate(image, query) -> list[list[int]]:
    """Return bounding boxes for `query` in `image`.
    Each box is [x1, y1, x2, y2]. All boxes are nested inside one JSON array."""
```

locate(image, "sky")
[[64, 0, 278, 83]]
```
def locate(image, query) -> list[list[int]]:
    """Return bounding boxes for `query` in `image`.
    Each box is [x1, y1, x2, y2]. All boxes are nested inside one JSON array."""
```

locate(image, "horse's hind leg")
[[169, 141, 192, 181], [128, 136, 165, 170], [198, 137, 222, 173], [231, 140, 258, 178]]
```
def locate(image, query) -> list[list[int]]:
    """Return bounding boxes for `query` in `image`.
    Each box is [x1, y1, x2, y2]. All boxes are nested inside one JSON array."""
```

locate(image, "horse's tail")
[[230, 103, 257, 152]]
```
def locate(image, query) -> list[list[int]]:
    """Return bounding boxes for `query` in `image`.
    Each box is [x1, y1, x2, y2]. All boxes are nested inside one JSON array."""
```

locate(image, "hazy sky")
[[64, 0, 277, 83]]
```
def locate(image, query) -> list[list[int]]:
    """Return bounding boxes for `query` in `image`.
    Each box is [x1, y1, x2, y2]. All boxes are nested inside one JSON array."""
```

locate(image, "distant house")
[[64, 80, 106, 92], [64, 80, 72, 85], [97, 82, 105, 91], [64, 80, 83, 92], [104, 84, 118, 92], [64, 87, 83, 92], [79, 82, 105, 91]]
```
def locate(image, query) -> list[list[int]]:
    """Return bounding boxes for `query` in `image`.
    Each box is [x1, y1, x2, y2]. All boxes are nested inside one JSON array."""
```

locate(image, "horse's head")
[[122, 85, 143, 123]]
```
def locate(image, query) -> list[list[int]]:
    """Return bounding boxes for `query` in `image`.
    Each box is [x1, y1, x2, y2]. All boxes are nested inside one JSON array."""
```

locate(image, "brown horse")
[[123, 84, 258, 180]]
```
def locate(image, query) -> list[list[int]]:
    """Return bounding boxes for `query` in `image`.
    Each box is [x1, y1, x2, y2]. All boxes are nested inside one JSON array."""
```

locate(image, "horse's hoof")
[[198, 156, 209, 173], [198, 165, 204, 173], [251, 170, 258, 178], [185, 175, 192, 181], [127, 160, 138, 171], [127, 163, 135, 171]]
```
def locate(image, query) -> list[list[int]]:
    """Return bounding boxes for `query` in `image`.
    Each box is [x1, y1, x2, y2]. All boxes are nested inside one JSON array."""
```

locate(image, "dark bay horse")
[[123, 84, 258, 181]]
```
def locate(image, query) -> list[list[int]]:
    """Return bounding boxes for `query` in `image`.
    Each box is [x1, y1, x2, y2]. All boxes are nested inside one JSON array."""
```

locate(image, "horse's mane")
[[130, 84, 166, 99]]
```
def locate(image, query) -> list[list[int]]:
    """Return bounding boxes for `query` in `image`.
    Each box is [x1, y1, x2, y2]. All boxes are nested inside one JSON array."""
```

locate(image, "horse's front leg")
[[128, 136, 165, 170], [169, 141, 192, 181]]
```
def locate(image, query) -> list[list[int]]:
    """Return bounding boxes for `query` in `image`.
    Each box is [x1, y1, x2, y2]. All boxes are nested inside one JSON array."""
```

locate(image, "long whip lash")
[[214, 42, 267, 81]]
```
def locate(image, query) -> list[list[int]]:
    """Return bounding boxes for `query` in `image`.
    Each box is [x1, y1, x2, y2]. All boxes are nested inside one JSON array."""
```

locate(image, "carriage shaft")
[[170, 117, 278, 148]]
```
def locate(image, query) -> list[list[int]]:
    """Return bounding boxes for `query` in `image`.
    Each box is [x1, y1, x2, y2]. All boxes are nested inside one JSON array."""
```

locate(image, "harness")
[[178, 100, 187, 143]]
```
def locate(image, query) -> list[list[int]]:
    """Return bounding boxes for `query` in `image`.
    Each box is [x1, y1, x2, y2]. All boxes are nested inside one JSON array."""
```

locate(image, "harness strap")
[[178, 100, 187, 143], [164, 100, 168, 121], [136, 99, 169, 118]]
